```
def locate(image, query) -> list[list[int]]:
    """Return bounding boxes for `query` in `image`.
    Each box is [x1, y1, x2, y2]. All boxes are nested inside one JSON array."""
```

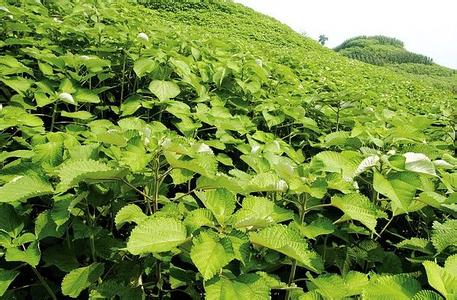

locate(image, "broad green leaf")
[[38, 62, 53, 75], [0, 175, 54, 203], [32, 141, 63, 166], [362, 274, 422, 300], [250, 225, 323, 273], [43, 245, 79, 272], [331, 193, 387, 232], [5, 241, 40, 267], [164, 151, 217, 178], [61, 263, 104, 298], [95, 131, 127, 147], [184, 208, 217, 233], [299, 218, 335, 239], [133, 57, 156, 77], [12, 233, 36, 247], [1, 77, 33, 94], [412, 290, 444, 300], [190, 232, 234, 280], [373, 171, 418, 215], [127, 217, 187, 254], [195, 189, 236, 225], [311, 151, 361, 180], [205, 273, 277, 300], [148, 80, 180, 101], [231, 196, 293, 229], [245, 172, 288, 193], [61, 111, 94, 120], [307, 271, 368, 299], [35, 211, 65, 240], [226, 230, 250, 264], [114, 204, 147, 229], [0, 204, 23, 238], [120, 95, 143, 116], [431, 220, 457, 253], [0, 150, 33, 163], [0, 269, 19, 296], [0, 107, 43, 129], [56, 160, 127, 192], [74, 89, 100, 103], [396, 237, 434, 254], [423, 258, 457, 299], [403, 152, 436, 176]]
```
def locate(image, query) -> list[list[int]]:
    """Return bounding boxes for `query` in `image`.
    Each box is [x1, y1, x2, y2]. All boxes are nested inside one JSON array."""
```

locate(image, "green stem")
[[375, 215, 394, 241], [120, 51, 127, 104], [285, 195, 308, 300], [50, 102, 57, 132], [32, 267, 57, 300], [152, 156, 162, 297], [303, 203, 331, 213], [85, 198, 97, 262]]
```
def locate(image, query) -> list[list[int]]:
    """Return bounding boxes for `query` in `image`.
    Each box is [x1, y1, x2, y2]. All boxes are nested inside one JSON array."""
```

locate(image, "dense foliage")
[[0, 0, 456, 299]]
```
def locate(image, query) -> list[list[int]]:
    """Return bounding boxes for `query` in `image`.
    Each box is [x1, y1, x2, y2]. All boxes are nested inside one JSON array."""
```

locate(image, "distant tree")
[[318, 34, 328, 45]]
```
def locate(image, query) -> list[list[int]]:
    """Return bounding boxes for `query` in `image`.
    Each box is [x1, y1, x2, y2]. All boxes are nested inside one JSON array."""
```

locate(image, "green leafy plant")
[[0, 0, 455, 299]]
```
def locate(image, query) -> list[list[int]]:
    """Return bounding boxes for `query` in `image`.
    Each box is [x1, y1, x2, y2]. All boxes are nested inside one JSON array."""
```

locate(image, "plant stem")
[[303, 203, 332, 213], [32, 267, 57, 300], [285, 195, 308, 300], [85, 198, 97, 262], [120, 50, 127, 104], [50, 102, 57, 132], [375, 215, 394, 241]]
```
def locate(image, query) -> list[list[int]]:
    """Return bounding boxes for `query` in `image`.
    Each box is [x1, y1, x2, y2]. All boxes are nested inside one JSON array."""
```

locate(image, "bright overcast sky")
[[234, 0, 457, 69]]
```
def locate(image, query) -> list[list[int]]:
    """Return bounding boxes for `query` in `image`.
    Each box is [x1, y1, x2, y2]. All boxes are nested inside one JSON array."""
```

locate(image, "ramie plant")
[[0, 0, 456, 299]]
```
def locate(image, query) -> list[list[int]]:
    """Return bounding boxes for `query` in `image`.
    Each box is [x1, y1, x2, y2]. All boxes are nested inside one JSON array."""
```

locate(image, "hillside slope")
[[136, 0, 456, 111], [334, 35, 457, 92]]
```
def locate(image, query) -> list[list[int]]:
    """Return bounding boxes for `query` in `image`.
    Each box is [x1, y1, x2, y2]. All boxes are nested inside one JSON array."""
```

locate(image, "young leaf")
[[127, 217, 187, 255], [61, 263, 104, 298]]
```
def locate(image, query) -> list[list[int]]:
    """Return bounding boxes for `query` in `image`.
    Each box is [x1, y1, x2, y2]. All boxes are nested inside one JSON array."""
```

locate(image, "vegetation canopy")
[[0, 0, 456, 299]]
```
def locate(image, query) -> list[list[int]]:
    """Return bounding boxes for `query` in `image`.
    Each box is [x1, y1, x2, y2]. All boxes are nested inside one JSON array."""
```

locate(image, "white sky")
[[234, 0, 457, 69]]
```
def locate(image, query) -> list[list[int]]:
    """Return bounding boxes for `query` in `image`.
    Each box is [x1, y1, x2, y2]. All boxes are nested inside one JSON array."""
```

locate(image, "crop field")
[[0, 0, 456, 299]]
